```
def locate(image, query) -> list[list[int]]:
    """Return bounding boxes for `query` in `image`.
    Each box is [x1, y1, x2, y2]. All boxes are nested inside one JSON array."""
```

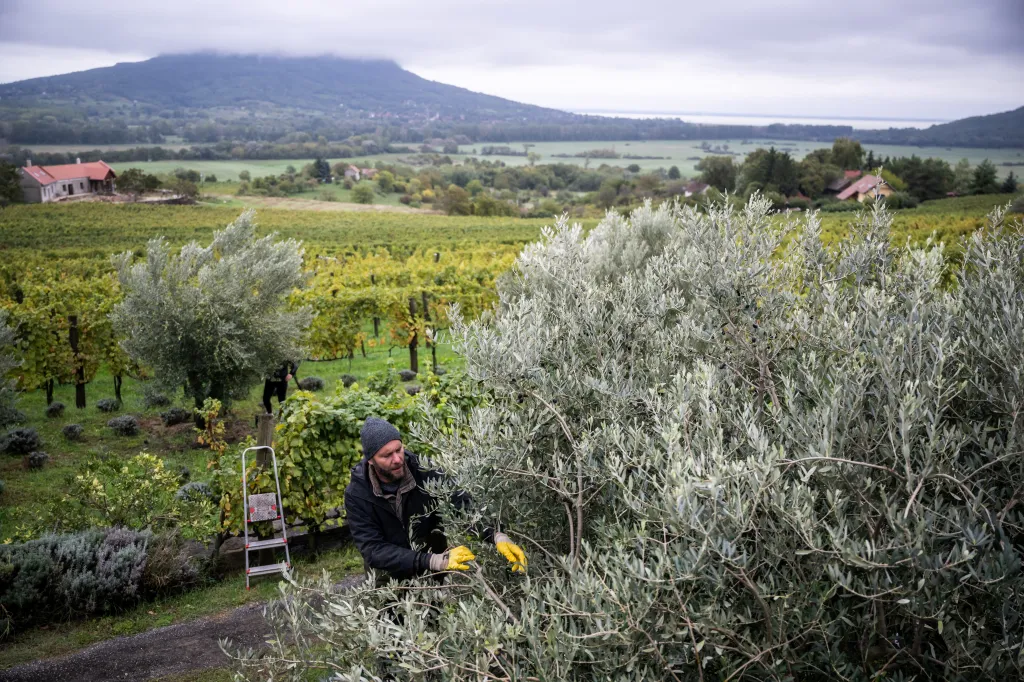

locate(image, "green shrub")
[[62, 423, 84, 441], [0, 480, 5, 496], [884, 191, 921, 209], [819, 199, 863, 212], [107, 415, 139, 436], [25, 451, 48, 470], [0, 528, 150, 632], [243, 200, 1024, 680], [160, 407, 191, 427], [297, 376, 325, 391], [363, 364, 398, 395], [96, 398, 120, 413], [351, 183, 375, 204], [45, 401, 65, 419], [46, 452, 217, 542], [140, 530, 207, 594], [2, 427, 40, 455], [175, 481, 216, 503], [143, 390, 171, 409]]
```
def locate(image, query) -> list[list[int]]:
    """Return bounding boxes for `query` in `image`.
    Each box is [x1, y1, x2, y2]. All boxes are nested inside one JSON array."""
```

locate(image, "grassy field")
[[456, 139, 1024, 176], [110, 154, 402, 181], [102, 141, 1024, 183]]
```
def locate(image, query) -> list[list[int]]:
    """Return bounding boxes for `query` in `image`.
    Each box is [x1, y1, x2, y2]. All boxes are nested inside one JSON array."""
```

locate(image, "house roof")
[[827, 177, 853, 192], [844, 170, 863, 179], [836, 174, 882, 201], [21, 161, 116, 186], [684, 180, 709, 194]]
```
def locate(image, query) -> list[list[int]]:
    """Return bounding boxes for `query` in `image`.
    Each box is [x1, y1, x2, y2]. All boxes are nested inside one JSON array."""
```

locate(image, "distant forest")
[[0, 54, 1021, 149]]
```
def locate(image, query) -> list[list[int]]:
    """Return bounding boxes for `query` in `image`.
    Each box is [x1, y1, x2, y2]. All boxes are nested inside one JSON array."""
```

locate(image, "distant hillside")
[[0, 54, 1019, 148], [859, 106, 1024, 148], [0, 53, 572, 121]]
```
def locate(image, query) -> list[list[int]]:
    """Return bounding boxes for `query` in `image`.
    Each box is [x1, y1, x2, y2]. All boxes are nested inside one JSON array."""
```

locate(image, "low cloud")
[[1, 0, 1021, 119]]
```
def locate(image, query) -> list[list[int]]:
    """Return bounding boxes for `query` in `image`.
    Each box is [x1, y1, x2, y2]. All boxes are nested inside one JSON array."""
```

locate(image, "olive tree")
[[238, 200, 1023, 681], [111, 210, 310, 419]]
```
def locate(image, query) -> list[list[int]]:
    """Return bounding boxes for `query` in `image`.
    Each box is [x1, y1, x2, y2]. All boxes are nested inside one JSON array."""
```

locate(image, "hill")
[[0, 53, 1019, 148], [0, 53, 572, 123], [859, 106, 1024, 148]]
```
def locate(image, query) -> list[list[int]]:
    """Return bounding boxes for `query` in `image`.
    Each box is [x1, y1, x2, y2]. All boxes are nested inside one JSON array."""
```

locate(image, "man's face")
[[371, 439, 406, 482]]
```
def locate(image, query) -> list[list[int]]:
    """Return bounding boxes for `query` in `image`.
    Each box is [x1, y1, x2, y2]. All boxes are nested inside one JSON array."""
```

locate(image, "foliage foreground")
[[237, 198, 1022, 680]]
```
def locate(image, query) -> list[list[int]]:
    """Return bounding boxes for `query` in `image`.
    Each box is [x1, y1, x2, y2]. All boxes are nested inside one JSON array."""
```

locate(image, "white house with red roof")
[[18, 159, 117, 203], [836, 174, 892, 203]]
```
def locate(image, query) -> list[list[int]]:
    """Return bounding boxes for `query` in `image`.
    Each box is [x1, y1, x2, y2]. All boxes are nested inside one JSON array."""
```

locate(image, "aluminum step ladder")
[[241, 445, 291, 589]]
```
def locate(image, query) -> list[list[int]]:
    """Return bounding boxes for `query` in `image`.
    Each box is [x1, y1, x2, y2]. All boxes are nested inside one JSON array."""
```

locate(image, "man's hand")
[[430, 545, 476, 572], [285, 374, 293, 382], [446, 545, 476, 570], [494, 533, 527, 573]]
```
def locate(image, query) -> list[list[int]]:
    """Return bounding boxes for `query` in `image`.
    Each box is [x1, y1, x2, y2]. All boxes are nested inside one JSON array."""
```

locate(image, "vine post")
[[408, 296, 419, 373], [68, 315, 86, 408], [422, 291, 437, 373], [370, 272, 380, 338]]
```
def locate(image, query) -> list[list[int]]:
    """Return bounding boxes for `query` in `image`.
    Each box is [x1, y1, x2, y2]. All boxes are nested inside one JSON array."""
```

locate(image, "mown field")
[[98, 140, 1024, 181], [457, 139, 1024, 175]]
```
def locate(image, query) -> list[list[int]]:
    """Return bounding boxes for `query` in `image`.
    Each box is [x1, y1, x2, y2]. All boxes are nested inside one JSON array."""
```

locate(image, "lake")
[[577, 111, 947, 130]]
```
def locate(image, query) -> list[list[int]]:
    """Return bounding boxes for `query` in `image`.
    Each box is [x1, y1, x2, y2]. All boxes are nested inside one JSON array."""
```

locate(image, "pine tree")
[[1001, 170, 1018, 194]]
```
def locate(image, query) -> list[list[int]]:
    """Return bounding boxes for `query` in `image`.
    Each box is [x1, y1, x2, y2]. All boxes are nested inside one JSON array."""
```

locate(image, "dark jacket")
[[344, 452, 488, 580], [270, 360, 299, 383]]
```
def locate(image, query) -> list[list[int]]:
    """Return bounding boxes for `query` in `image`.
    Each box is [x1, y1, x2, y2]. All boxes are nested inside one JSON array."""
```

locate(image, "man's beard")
[[375, 461, 405, 483]]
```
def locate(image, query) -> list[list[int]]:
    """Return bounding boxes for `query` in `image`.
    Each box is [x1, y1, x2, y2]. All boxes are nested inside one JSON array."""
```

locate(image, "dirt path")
[[0, 574, 365, 682]]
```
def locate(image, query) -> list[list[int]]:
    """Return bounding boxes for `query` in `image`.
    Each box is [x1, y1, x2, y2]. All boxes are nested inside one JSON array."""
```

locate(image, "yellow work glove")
[[494, 532, 528, 573], [429, 545, 476, 572]]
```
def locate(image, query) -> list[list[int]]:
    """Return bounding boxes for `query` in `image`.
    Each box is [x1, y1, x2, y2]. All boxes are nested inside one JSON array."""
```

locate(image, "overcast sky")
[[0, 0, 1021, 121]]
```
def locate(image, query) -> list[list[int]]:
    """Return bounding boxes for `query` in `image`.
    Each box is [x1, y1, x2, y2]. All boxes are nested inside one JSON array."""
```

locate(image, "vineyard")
[[0, 196, 1017, 402], [0, 194, 1021, 669], [0, 206, 576, 397]]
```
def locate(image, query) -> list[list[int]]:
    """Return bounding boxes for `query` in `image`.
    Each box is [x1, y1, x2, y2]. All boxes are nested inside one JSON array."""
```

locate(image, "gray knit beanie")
[[360, 417, 402, 461]]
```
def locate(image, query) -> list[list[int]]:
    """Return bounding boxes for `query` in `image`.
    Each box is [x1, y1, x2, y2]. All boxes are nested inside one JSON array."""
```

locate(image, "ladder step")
[[246, 562, 290, 576], [246, 537, 288, 550]]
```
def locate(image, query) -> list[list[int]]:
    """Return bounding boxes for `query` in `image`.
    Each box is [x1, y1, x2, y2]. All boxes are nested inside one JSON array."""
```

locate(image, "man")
[[263, 359, 298, 415], [345, 416, 527, 580]]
